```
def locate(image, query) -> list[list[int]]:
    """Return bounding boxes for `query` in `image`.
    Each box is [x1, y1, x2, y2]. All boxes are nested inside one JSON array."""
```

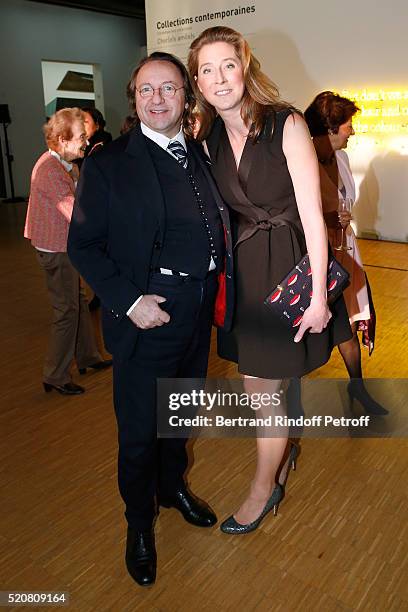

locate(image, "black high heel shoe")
[[78, 359, 112, 375], [43, 382, 85, 395], [278, 441, 299, 488], [289, 442, 299, 471], [220, 484, 284, 534], [347, 380, 388, 416]]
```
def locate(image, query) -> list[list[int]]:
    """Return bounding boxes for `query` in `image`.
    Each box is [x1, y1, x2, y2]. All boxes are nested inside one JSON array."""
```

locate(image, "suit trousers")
[[36, 251, 102, 385], [113, 271, 218, 530]]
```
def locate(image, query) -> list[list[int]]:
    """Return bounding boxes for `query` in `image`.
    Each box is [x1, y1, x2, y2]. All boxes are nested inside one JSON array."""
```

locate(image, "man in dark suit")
[[67, 52, 233, 587]]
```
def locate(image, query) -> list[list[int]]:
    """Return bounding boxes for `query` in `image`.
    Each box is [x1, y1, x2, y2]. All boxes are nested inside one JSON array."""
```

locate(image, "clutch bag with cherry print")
[[264, 253, 350, 329]]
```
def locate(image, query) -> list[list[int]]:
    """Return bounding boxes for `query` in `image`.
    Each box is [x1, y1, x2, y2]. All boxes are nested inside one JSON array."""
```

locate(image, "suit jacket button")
[[154, 241, 162, 249]]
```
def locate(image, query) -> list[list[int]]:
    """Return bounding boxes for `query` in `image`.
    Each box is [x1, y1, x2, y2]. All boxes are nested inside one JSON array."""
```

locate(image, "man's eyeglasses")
[[136, 83, 184, 98]]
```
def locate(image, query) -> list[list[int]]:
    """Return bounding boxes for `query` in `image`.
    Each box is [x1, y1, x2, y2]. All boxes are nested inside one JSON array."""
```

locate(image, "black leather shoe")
[[78, 359, 113, 375], [125, 528, 156, 587], [160, 488, 217, 527], [43, 382, 85, 395]]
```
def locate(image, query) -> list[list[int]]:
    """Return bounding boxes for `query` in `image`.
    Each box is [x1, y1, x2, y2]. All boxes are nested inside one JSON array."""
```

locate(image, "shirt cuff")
[[126, 295, 144, 316]]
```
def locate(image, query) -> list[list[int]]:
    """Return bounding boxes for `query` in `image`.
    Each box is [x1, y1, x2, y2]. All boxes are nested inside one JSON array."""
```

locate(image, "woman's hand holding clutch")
[[294, 298, 332, 343]]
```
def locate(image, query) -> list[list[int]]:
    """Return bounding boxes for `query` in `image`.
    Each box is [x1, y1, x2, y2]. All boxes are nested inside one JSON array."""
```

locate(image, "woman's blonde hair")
[[43, 107, 84, 150], [188, 26, 290, 141]]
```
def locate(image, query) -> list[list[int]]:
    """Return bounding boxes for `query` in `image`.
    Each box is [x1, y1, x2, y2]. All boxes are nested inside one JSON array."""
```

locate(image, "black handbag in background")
[[264, 254, 350, 329]]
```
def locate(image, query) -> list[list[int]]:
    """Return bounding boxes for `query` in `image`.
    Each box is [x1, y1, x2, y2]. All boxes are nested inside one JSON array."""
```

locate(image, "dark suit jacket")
[[67, 124, 234, 358]]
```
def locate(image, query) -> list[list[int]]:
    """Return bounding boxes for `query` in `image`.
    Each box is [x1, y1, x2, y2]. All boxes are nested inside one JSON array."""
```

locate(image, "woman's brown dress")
[[206, 109, 352, 378]]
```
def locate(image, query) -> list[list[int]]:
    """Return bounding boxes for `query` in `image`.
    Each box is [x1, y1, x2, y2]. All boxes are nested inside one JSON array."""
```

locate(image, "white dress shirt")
[[140, 122, 187, 157]]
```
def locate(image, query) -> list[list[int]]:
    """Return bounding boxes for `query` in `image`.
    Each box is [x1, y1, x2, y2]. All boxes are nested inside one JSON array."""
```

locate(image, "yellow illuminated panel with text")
[[340, 89, 408, 155]]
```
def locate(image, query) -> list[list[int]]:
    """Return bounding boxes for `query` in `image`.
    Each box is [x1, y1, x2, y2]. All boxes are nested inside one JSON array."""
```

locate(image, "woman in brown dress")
[[188, 27, 351, 533]]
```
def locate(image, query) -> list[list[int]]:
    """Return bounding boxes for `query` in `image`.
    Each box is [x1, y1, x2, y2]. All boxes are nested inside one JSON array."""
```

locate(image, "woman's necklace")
[[227, 128, 250, 169]]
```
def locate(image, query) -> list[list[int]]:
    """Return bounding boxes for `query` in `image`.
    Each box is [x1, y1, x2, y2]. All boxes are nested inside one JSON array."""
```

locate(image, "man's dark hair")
[[123, 52, 195, 137]]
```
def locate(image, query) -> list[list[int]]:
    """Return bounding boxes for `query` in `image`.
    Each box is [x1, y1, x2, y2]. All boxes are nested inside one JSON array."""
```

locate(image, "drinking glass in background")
[[334, 197, 353, 251]]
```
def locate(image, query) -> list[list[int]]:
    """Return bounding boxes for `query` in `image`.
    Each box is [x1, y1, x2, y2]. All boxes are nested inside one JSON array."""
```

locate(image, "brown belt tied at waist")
[[235, 211, 304, 250]]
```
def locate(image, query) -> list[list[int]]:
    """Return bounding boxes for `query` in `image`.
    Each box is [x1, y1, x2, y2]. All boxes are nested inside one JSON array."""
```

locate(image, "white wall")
[[146, 0, 408, 242], [0, 0, 146, 196], [253, 1, 408, 242]]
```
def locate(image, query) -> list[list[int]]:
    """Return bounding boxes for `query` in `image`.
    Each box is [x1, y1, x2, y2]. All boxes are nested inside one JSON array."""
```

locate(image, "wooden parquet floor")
[[0, 202, 407, 611]]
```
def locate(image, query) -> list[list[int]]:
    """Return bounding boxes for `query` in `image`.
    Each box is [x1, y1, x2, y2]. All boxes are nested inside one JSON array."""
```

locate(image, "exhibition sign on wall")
[[145, 0, 257, 60], [145, 0, 408, 242]]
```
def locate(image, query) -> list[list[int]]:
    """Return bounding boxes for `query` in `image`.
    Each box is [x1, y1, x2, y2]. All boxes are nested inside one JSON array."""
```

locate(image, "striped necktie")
[[167, 140, 188, 169]]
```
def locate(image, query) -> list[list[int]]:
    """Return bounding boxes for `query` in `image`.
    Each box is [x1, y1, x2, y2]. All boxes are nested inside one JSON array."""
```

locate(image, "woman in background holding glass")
[[304, 91, 387, 415]]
